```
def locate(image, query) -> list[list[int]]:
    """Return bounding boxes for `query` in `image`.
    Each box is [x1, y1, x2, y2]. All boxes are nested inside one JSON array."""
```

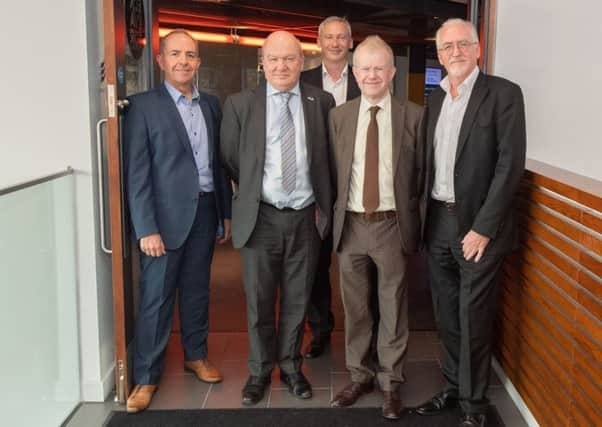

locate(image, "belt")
[[199, 191, 214, 197], [431, 198, 456, 212], [260, 201, 313, 212], [347, 210, 396, 222]]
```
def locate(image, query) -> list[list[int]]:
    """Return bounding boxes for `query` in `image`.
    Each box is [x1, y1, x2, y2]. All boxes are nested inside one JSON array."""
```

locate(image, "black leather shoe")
[[280, 371, 312, 399], [241, 376, 270, 406], [304, 337, 329, 359], [414, 391, 459, 415], [459, 413, 486, 427]]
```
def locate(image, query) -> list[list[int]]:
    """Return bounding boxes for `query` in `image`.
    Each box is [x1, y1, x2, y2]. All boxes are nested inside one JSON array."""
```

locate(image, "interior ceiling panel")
[[160, 0, 467, 47]]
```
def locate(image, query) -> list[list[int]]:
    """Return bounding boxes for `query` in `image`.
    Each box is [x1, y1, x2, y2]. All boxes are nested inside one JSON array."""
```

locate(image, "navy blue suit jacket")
[[125, 84, 232, 250]]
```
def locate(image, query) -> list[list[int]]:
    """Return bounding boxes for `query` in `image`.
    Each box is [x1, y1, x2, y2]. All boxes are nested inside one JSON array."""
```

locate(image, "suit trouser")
[[241, 202, 321, 378], [306, 233, 334, 339], [337, 212, 409, 392], [426, 202, 504, 413], [133, 193, 218, 385]]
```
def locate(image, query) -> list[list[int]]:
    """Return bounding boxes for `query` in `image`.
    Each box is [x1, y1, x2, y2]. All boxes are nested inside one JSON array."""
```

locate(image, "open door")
[[101, 0, 158, 403]]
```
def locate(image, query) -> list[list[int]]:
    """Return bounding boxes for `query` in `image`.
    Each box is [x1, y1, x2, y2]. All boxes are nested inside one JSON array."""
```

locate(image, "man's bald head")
[[262, 31, 305, 91]]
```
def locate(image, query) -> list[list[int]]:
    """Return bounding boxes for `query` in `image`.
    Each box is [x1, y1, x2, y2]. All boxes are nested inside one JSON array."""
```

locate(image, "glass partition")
[[0, 172, 80, 426]]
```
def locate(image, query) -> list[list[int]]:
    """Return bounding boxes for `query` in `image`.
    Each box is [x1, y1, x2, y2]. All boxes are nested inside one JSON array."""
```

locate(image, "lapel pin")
[[307, 96, 315, 101]]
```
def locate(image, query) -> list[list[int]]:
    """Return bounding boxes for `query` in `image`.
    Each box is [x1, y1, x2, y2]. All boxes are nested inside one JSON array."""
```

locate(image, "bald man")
[[221, 31, 335, 406]]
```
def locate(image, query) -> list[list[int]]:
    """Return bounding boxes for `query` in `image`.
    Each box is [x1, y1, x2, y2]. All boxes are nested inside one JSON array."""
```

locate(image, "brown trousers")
[[337, 212, 409, 392]]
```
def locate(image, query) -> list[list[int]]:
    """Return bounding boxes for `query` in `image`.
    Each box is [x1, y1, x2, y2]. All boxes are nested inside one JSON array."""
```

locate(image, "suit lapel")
[[455, 73, 488, 162], [252, 84, 267, 165], [300, 84, 315, 167], [340, 98, 360, 198], [391, 96, 405, 178], [198, 94, 214, 166], [158, 85, 194, 159]]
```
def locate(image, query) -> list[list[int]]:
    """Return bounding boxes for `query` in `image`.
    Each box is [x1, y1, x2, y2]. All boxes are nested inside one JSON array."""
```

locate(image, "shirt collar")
[[359, 92, 390, 115], [322, 63, 348, 79], [163, 80, 200, 103], [267, 81, 301, 97], [439, 65, 480, 96]]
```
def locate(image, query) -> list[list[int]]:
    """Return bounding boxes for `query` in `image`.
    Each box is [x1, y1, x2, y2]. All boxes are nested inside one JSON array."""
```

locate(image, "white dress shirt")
[[322, 63, 348, 107], [347, 93, 396, 212], [431, 66, 480, 202], [262, 82, 314, 209]]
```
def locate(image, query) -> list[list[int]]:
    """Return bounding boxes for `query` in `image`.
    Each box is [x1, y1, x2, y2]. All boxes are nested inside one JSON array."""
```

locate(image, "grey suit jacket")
[[220, 82, 336, 249], [329, 95, 424, 254], [423, 72, 526, 255]]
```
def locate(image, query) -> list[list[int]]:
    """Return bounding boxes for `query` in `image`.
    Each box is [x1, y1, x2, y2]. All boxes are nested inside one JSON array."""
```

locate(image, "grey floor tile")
[[149, 374, 211, 410], [268, 389, 332, 408], [400, 360, 446, 407], [203, 360, 268, 408], [65, 401, 120, 427], [488, 387, 529, 427]]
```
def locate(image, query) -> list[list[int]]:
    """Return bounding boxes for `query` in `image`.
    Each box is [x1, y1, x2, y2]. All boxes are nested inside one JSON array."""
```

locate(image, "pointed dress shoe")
[[280, 371, 312, 399], [184, 359, 223, 383], [304, 337, 329, 359], [459, 413, 486, 427], [126, 384, 158, 413], [331, 381, 374, 407], [382, 391, 404, 420], [241, 375, 271, 406], [415, 391, 459, 415]]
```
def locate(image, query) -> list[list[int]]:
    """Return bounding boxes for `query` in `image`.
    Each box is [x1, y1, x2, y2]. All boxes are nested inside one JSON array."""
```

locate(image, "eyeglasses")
[[437, 40, 477, 54]]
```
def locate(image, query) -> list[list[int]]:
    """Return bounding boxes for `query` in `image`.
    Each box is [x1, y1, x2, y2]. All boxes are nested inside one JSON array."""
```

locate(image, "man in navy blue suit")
[[124, 29, 232, 413]]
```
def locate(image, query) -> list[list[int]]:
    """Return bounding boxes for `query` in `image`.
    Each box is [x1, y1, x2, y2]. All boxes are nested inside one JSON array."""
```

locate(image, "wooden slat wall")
[[494, 168, 602, 426]]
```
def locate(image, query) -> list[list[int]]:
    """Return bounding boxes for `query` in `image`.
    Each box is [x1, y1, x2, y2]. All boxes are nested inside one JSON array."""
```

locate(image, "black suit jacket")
[[300, 64, 360, 102], [124, 84, 232, 250], [220, 82, 336, 248], [423, 72, 526, 255]]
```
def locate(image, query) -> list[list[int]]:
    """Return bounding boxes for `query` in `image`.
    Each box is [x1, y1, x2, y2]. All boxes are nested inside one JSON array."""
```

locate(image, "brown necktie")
[[363, 105, 380, 214]]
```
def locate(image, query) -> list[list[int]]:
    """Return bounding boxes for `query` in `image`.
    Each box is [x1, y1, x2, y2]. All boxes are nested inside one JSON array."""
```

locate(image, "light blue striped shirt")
[[164, 81, 214, 192], [262, 82, 314, 209]]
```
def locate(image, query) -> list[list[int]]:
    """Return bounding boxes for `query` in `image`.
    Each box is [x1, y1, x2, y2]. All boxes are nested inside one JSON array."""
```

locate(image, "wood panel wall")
[[494, 164, 602, 426]]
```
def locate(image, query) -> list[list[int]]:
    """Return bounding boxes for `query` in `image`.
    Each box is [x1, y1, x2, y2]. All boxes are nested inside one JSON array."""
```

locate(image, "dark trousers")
[[133, 193, 218, 385], [241, 203, 320, 378], [426, 202, 504, 413], [307, 234, 334, 340]]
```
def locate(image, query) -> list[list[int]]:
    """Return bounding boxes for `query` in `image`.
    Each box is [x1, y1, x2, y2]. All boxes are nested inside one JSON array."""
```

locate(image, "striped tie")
[[278, 91, 296, 194]]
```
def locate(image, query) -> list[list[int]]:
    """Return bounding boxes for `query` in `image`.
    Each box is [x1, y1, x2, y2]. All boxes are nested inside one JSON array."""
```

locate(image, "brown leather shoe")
[[382, 391, 404, 419], [330, 381, 374, 407], [126, 384, 157, 413], [184, 359, 223, 383]]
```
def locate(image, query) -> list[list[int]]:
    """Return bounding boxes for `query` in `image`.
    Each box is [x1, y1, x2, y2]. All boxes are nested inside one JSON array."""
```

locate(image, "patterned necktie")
[[278, 91, 296, 194], [363, 105, 380, 214]]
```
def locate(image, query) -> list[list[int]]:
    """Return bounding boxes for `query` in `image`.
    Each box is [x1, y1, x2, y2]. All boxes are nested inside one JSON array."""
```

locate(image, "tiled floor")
[[65, 331, 528, 426]]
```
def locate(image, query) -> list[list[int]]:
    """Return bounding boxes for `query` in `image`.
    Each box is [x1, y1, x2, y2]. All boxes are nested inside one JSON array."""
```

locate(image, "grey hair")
[[352, 35, 394, 66], [160, 29, 198, 54], [318, 16, 352, 39], [435, 18, 479, 48]]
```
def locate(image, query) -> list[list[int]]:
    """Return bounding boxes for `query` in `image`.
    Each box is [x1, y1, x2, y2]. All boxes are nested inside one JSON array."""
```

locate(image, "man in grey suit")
[[328, 36, 423, 420], [220, 31, 335, 406], [415, 19, 526, 427]]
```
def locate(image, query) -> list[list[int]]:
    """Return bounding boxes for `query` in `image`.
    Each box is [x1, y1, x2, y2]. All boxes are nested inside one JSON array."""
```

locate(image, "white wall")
[[493, 0, 602, 181], [0, 0, 114, 402]]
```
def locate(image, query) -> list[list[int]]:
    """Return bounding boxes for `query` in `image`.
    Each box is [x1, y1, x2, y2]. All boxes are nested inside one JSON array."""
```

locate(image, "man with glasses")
[[416, 19, 526, 427], [221, 31, 335, 406], [124, 30, 232, 413], [299, 16, 360, 359]]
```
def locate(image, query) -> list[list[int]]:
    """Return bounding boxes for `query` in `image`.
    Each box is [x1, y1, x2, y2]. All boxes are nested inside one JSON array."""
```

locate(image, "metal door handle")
[[96, 118, 111, 254]]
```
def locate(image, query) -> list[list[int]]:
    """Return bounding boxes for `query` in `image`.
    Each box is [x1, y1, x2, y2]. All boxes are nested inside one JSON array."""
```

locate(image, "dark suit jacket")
[[329, 96, 424, 254], [220, 82, 335, 249], [423, 72, 526, 255], [124, 84, 232, 250], [300, 64, 360, 102]]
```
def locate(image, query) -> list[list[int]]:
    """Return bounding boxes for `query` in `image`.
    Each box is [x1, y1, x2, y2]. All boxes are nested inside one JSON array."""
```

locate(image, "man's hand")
[[217, 219, 232, 244], [462, 230, 490, 262], [140, 233, 166, 257]]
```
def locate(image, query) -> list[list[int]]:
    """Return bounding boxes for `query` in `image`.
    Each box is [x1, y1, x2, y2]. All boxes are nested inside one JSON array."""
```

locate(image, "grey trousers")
[[337, 212, 409, 392], [241, 203, 321, 378]]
